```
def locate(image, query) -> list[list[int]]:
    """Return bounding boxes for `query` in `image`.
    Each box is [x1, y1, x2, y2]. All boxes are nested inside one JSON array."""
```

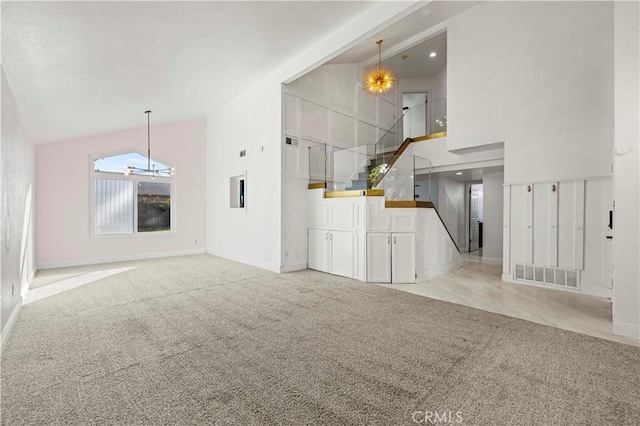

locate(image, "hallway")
[[377, 253, 638, 346]]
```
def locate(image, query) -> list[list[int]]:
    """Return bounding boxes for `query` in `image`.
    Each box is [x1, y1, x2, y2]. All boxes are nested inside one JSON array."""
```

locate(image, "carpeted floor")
[[1, 254, 639, 425]]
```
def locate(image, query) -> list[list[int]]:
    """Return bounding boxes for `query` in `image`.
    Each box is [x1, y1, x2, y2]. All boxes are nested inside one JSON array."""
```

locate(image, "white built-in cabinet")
[[308, 229, 355, 279], [504, 178, 613, 297], [366, 233, 416, 283], [307, 189, 461, 283]]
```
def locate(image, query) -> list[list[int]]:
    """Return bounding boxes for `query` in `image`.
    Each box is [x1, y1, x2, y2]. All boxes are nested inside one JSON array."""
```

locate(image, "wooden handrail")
[[372, 137, 414, 187]]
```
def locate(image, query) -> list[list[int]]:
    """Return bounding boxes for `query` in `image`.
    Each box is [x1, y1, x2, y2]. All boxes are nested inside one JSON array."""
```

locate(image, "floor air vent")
[[513, 264, 580, 289]]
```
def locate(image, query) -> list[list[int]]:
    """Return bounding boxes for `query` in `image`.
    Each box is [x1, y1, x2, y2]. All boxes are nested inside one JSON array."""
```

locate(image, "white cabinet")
[[392, 233, 416, 283], [366, 232, 416, 283], [308, 229, 329, 272], [308, 229, 354, 279], [366, 233, 392, 282]]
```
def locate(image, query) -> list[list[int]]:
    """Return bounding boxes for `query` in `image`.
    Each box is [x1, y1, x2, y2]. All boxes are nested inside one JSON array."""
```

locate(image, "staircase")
[[344, 151, 392, 190]]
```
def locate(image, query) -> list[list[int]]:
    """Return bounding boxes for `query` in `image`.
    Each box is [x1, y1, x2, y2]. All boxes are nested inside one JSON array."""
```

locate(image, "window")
[[137, 181, 171, 232], [92, 153, 173, 236]]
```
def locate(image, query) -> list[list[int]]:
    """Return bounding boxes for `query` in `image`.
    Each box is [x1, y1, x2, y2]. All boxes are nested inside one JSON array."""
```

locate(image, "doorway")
[[468, 183, 483, 253], [402, 92, 429, 139]]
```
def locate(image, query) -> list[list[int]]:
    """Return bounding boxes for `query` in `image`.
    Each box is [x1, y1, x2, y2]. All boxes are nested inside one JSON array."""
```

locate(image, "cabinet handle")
[[394, 236, 397, 245], [329, 233, 333, 240], [387, 236, 390, 244], [325, 233, 328, 240]]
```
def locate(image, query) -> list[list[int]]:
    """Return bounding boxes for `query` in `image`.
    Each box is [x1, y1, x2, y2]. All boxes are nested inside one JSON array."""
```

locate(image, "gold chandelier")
[[363, 40, 396, 94]]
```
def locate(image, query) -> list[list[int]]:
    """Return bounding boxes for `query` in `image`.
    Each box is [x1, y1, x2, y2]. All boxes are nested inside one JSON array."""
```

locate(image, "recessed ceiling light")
[[456, 172, 463, 175], [429, 52, 437, 58]]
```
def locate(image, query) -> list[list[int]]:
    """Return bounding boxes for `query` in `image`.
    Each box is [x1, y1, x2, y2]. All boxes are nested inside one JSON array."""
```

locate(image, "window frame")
[[90, 151, 176, 239]]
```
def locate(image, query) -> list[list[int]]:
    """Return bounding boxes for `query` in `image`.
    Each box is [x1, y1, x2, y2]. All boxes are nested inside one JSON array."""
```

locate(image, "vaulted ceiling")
[[2, 1, 480, 145], [2, 1, 377, 144]]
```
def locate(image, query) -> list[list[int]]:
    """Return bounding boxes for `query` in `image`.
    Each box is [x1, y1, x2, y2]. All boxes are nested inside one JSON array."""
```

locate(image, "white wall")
[[447, 1, 613, 183], [612, 1, 640, 339], [482, 171, 504, 261], [208, 77, 284, 272], [206, 1, 422, 273], [409, 137, 504, 171], [414, 174, 438, 204], [36, 118, 207, 268], [439, 177, 465, 250], [1, 67, 36, 348]]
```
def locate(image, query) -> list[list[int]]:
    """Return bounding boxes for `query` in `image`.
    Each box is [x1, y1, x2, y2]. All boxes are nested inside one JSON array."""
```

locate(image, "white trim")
[[207, 250, 280, 273], [501, 274, 612, 298], [21, 269, 36, 301], [1, 302, 22, 354], [612, 322, 640, 340], [504, 175, 613, 186], [418, 259, 462, 281], [280, 263, 308, 273], [478, 256, 503, 264], [37, 249, 206, 270], [90, 152, 176, 238]]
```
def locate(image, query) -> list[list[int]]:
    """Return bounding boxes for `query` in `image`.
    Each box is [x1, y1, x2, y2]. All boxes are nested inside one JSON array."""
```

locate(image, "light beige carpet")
[[1, 254, 639, 425]]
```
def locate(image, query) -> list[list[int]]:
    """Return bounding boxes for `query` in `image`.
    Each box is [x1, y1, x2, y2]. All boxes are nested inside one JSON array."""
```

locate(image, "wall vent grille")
[[514, 264, 580, 289]]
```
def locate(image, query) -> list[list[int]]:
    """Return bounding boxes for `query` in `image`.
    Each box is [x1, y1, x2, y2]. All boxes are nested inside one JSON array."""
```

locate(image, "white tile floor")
[[377, 250, 639, 347]]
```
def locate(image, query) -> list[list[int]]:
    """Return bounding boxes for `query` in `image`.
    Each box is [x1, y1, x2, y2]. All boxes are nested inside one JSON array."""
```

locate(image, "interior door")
[[366, 233, 391, 283], [469, 185, 481, 252], [308, 229, 328, 272], [330, 231, 354, 279], [392, 233, 416, 283], [402, 93, 428, 139]]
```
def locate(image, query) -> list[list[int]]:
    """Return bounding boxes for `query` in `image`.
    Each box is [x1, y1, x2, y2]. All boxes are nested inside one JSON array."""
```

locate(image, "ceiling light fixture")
[[363, 40, 396, 94], [456, 172, 463, 175], [125, 110, 175, 178], [429, 51, 437, 58]]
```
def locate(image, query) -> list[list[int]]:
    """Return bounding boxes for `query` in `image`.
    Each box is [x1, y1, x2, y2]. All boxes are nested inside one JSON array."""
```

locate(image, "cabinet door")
[[366, 233, 391, 283], [392, 233, 416, 283], [308, 229, 329, 272], [329, 231, 355, 279]]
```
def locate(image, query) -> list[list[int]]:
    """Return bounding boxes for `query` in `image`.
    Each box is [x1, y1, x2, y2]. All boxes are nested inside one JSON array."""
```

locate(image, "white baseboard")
[[207, 250, 280, 273], [419, 259, 463, 281], [0, 301, 22, 354], [280, 263, 307, 273], [480, 256, 503, 264], [613, 322, 640, 340], [501, 274, 611, 298], [20, 268, 36, 301], [37, 249, 207, 270]]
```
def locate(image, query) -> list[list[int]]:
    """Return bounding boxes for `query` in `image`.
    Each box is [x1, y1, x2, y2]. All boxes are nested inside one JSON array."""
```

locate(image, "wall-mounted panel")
[[327, 63, 357, 83], [582, 178, 612, 292], [283, 138, 300, 176], [532, 183, 549, 266], [378, 98, 397, 129], [358, 121, 377, 146], [503, 185, 511, 274], [358, 88, 378, 124], [299, 68, 330, 107], [284, 93, 299, 135], [573, 180, 585, 270], [548, 182, 559, 267], [301, 100, 330, 141], [524, 183, 534, 264], [366, 201, 391, 231], [331, 75, 356, 117], [331, 111, 356, 147], [391, 213, 416, 232], [329, 203, 355, 230], [557, 181, 575, 269]]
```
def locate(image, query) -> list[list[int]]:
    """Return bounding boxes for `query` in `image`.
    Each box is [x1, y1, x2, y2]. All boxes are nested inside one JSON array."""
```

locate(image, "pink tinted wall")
[[36, 118, 207, 268]]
